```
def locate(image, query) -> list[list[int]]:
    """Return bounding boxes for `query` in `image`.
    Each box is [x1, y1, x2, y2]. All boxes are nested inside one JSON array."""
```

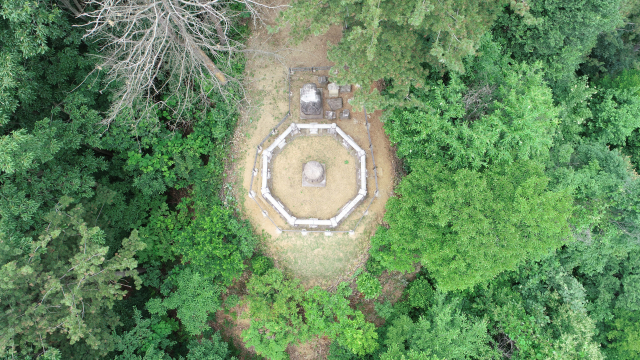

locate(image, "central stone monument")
[[302, 160, 326, 187], [300, 83, 323, 120]]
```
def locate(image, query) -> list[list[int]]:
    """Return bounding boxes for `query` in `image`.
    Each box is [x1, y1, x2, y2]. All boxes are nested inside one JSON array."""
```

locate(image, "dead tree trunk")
[[156, 3, 228, 85], [82, 0, 280, 125]]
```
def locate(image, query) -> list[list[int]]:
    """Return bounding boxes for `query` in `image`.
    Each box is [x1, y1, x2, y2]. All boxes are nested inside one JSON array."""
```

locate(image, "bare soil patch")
[[286, 336, 331, 360], [272, 135, 357, 219]]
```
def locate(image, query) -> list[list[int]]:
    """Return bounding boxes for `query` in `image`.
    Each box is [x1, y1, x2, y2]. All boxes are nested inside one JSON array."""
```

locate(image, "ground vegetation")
[[3, 0, 640, 359]]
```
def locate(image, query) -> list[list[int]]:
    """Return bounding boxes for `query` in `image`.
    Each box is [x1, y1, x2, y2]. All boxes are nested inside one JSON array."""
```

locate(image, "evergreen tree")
[[0, 197, 144, 357], [281, 0, 517, 104]]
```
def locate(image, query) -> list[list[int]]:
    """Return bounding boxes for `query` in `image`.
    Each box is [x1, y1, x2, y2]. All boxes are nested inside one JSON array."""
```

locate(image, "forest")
[[1, 0, 640, 359]]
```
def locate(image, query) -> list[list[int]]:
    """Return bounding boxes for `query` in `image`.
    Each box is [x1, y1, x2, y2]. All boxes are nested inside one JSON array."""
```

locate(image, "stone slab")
[[339, 84, 352, 93], [325, 110, 336, 120], [327, 97, 343, 110], [327, 83, 339, 97], [340, 109, 350, 120], [300, 84, 323, 120], [318, 76, 328, 85]]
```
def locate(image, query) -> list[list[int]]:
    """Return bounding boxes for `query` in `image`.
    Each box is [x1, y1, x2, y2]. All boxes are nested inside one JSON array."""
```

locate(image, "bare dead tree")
[[59, 0, 86, 17], [81, 0, 281, 129], [462, 83, 496, 122]]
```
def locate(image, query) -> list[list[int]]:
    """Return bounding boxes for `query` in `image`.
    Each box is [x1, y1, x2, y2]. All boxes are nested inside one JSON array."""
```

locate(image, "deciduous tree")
[[371, 160, 573, 290], [242, 269, 378, 359], [82, 0, 275, 124], [380, 292, 497, 360]]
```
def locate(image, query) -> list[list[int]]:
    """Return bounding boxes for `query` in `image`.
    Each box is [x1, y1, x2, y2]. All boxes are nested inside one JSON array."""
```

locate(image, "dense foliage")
[[372, 159, 573, 290], [242, 269, 378, 359], [4, 0, 640, 359], [0, 0, 255, 358], [280, 0, 516, 105]]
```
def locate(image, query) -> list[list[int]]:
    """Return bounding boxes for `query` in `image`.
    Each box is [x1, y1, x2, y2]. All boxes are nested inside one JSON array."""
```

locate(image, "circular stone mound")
[[303, 161, 325, 183]]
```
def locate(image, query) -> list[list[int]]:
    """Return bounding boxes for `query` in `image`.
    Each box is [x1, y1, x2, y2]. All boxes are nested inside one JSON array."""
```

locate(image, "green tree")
[[173, 205, 256, 285], [384, 57, 559, 170], [380, 292, 497, 360], [146, 267, 222, 336], [371, 159, 573, 290], [112, 310, 235, 360], [185, 334, 236, 360], [607, 309, 640, 359], [241, 269, 306, 359], [356, 272, 382, 300], [112, 309, 176, 360], [0, 0, 65, 126], [251, 255, 274, 276], [242, 269, 378, 359], [493, 0, 623, 87], [585, 71, 640, 146], [281, 0, 516, 104], [0, 197, 145, 357]]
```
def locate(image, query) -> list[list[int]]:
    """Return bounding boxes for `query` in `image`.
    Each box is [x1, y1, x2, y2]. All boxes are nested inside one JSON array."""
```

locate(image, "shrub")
[[251, 255, 274, 276], [407, 278, 434, 309], [375, 300, 395, 320], [366, 256, 385, 277], [357, 272, 382, 300]]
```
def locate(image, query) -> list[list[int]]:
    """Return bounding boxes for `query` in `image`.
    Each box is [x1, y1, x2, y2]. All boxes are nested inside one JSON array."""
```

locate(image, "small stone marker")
[[327, 83, 339, 97], [325, 110, 336, 120], [327, 97, 343, 110], [340, 109, 350, 120], [318, 76, 328, 85], [339, 84, 352, 93]]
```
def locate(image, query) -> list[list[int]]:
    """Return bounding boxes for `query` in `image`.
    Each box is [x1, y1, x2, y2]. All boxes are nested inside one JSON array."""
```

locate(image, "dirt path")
[[228, 1, 397, 289]]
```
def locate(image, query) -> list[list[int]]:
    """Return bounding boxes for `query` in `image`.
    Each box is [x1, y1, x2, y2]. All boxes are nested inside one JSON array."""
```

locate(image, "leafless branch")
[[58, 0, 86, 17], [462, 83, 496, 121], [81, 0, 281, 127]]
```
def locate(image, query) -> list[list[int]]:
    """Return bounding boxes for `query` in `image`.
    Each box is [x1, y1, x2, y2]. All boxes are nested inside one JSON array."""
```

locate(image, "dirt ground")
[[219, 1, 399, 358], [272, 135, 357, 219]]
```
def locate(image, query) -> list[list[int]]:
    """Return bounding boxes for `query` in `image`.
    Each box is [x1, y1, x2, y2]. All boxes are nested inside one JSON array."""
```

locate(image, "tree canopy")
[[371, 159, 573, 290], [4, 0, 640, 358]]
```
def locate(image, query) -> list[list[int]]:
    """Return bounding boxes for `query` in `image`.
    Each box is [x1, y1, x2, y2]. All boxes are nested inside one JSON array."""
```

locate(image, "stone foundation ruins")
[[247, 67, 380, 233], [252, 122, 367, 228]]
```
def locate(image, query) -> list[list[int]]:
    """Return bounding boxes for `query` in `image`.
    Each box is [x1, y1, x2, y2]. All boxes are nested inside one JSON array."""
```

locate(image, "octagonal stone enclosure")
[[253, 123, 367, 229]]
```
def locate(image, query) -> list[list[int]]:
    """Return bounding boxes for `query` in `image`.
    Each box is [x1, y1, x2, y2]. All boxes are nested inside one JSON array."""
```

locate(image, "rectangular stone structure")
[[339, 84, 352, 93], [327, 83, 339, 97], [325, 110, 336, 120], [300, 83, 323, 120], [327, 97, 343, 111]]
